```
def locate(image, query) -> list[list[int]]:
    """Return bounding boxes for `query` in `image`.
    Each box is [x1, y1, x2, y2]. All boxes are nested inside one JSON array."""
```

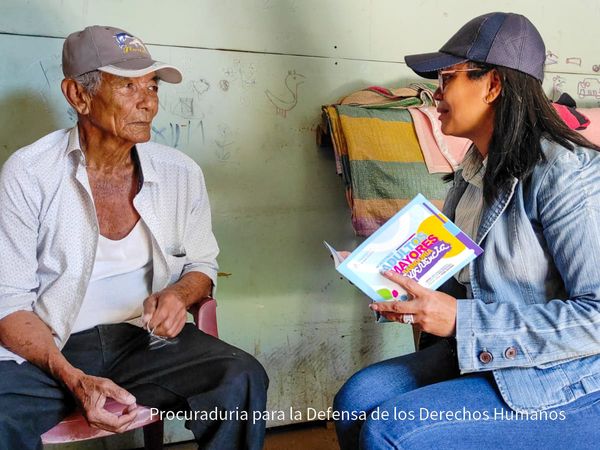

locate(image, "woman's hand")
[[337, 251, 351, 261], [370, 271, 457, 337]]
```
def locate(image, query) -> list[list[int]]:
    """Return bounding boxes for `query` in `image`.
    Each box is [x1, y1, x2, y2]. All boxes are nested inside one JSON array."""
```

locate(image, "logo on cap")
[[114, 32, 148, 55]]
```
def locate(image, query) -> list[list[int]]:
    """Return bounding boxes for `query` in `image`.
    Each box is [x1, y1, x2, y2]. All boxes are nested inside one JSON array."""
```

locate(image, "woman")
[[334, 12, 600, 450]]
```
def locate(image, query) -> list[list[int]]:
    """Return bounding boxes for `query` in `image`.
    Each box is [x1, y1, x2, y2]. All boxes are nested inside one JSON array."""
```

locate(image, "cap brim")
[[404, 52, 467, 79], [99, 60, 183, 84]]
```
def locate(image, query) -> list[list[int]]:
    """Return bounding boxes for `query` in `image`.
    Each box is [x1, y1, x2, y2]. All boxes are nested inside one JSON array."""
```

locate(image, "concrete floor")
[[166, 421, 339, 450]]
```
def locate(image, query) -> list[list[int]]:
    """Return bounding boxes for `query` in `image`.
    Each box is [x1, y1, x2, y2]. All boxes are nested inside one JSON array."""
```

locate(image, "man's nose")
[[137, 88, 157, 110], [433, 87, 443, 102]]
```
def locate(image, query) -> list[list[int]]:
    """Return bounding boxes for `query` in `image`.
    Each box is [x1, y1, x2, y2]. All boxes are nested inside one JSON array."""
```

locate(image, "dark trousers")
[[0, 323, 269, 450]]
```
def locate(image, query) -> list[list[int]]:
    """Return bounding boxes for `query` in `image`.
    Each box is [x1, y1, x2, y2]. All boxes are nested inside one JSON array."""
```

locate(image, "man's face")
[[85, 72, 159, 144]]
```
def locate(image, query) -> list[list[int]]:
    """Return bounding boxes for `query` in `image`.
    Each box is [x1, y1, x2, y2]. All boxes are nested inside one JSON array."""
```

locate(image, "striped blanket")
[[322, 83, 450, 236]]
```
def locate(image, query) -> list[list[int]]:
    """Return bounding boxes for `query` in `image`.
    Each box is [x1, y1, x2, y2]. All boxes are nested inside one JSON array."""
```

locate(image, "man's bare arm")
[[0, 311, 79, 384], [0, 311, 138, 432]]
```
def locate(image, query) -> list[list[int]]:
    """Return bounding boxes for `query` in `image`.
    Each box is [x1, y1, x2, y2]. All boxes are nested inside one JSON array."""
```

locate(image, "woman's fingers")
[[381, 271, 430, 298]]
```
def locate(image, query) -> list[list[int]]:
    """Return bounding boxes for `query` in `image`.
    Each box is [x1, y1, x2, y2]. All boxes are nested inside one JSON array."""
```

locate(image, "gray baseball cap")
[[405, 12, 546, 82], [62, 25, 182, 83]]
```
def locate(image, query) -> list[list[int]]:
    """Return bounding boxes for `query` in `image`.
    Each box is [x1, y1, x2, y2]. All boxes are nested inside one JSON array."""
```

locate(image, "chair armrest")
[[189, 297, 218, 338]]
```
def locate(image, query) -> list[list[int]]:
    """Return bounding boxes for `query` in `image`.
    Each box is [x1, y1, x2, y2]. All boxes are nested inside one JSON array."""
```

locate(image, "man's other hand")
[[68, 371, 138, 433]]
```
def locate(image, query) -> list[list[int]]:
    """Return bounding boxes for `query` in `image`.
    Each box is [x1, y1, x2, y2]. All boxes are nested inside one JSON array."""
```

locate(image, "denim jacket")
[[445, 139, 600, 412]]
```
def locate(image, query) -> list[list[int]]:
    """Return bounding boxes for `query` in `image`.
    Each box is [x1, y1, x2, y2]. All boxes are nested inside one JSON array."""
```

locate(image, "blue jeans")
[[333, 339, 600, 450]]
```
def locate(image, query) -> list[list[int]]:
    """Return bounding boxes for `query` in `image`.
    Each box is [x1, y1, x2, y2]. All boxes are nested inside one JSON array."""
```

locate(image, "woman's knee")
[[360, 414, 405, 450], [333, 367, 373, 414], [334, 357, 421, 415], [359, 408, 429, 450]]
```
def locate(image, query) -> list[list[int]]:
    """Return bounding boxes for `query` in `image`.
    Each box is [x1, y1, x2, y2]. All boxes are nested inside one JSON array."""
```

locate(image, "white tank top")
[[71, 220, 153, 333]]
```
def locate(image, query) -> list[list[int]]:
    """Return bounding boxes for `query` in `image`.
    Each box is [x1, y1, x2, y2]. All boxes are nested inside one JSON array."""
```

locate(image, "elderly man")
[[0, 26, 268, 449]]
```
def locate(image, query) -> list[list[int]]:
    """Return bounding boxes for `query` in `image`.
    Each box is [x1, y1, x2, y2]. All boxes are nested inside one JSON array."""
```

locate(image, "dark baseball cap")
[[404, 12, 545, 81], [62, 25, 182, 83]]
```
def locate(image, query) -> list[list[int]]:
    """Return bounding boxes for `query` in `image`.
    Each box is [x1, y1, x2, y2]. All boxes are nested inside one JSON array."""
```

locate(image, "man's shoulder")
[[2, 129, 70, 178], [9, 129, 70, 163]]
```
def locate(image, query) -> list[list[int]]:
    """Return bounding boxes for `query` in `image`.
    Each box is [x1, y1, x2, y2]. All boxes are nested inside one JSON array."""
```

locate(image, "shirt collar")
[[65, 126, 158, 184], [460, 146, 487, 189], [135, 142, 159, 184], [66, 126, 84, 160]]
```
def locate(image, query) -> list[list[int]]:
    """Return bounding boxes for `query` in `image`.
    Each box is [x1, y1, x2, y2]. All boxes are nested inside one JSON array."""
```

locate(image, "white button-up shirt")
[[0, 127, 219, 363]]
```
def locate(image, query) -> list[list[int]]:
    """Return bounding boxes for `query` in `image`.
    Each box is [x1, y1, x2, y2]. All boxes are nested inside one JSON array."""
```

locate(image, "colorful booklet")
[[325, 194, 482, 314]]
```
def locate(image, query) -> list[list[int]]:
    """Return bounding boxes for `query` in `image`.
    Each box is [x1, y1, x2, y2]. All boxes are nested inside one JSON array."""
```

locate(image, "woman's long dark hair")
[[458, 62, 600, 203]]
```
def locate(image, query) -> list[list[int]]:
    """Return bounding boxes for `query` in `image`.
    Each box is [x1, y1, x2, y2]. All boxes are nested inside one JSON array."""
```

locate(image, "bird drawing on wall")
[[265, 70, 305, 117]]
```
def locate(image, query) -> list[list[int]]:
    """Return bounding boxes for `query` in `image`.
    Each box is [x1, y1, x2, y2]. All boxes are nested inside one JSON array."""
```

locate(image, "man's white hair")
[[73, 70, 102, 95]]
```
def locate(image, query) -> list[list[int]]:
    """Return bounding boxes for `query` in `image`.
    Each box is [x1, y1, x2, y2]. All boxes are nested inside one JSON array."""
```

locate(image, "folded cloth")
[[575, 108, 600, 145], [552, 93, 590, 130], [320, 85, 598, 237], [408, 106, 471, 173], [552, 104, 591, 130], [340, 83, 436, 109], [322, 104, 448, 236]]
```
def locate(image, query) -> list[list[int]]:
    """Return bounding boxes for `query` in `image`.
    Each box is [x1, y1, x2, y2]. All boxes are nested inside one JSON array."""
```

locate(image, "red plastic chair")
[[41, 297, 218, 449]]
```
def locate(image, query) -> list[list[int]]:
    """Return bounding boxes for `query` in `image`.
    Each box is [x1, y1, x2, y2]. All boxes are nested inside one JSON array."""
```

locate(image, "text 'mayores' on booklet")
[[333, 194, 482, 310]]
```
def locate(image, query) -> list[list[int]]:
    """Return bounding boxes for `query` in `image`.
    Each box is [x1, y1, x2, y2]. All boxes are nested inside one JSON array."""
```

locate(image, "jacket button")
[[479, 351, 493, 364], [504, 347, 518, 359]]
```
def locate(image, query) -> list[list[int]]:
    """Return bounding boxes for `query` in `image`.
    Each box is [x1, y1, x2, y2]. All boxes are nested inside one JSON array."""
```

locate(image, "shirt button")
[[504, 347, 518, 359], [479, 350, 493, 364]]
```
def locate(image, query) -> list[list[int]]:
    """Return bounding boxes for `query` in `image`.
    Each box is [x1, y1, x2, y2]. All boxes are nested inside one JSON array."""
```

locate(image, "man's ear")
[[485, 69, 502, 104], [61, 79, 92, 115]]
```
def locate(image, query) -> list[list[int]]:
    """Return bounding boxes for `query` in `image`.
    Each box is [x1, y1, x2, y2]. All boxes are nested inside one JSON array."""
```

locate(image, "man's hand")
[[66, 370, 138, 433], [0, 311, 138, 432], [142, 288, 188, 338], [369, 271, 457, 337], [142, 272, 213, 338]]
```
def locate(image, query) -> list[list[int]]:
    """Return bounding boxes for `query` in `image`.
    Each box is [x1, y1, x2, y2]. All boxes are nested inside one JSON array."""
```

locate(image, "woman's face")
[[433, 63, 497, 146]]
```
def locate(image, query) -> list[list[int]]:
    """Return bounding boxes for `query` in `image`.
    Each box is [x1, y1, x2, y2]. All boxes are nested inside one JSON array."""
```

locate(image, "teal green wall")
[[1, 1, 598, 448]]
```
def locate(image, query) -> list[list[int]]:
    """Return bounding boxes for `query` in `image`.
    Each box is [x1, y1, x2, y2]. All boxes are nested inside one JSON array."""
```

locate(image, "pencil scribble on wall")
[[265, 70, 305, 118], [545, 50, 559, 65], [192, 79, 210, 96], [162, 79, 209, 120], [215, 124, 234, 161], [552, 75, 566, 101], [177, 97, 194, 117], [39, 61, 51, 89], [222, 60, 256, 88], [152, 121, 194, 149], [152, 120, 205, 149], [577, 78, 600, 100], [566, 57, 582, 66], [155, 78, 210, 148], [33, 55, 63, 113]]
